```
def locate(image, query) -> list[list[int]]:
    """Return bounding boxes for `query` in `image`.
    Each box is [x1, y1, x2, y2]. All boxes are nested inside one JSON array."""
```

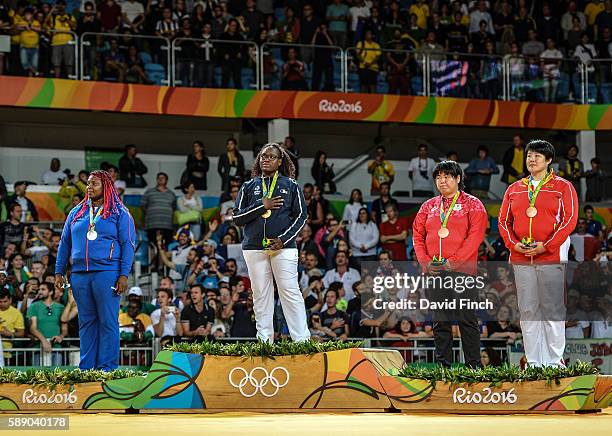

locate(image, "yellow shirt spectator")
[[1, 304, 25, 358], [357, 39, 381, 72], [9, 11, 23, 45], [409, 2, 430, 30], [49, 13, 76, 46], [508, 147, 524, 184], [16, 17, 41, 48], [585, 1, 605, 26]]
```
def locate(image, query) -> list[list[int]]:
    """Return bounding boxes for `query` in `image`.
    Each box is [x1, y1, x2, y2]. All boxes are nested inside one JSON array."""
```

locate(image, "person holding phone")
[[55, 170, 136, 371], [498, 140, 578, 367], [233, 143, 310, 343]]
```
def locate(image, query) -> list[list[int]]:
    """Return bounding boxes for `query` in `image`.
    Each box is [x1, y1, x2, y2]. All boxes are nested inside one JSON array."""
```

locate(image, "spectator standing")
[[585, 157, 606, 202], [311, 23, 336, 92], [349, 207, 379, 263], [326, 0, 349, 48], [281, 47, 308, 90], [342, 188, 366, 225], [185, 140, 210, 190], [501, 134, 526, 185], [142, 172, 177, 251], [300, 4, 321, 64], [26, 282, 65, 366], [218, 138, 245, 192], [99, 0, 122, 32], [557, 145, 584, 197], [311, 150, 336, 193], [356, 30, 381, 94], [371, 182, 398, 224], [540, 38, 563, 103], [303, 184, 324, 232], [315, 217, 347, 269], [465, 146, 499, 199], [41, 158, 66, 185], [0, 204, 25, 251], [595, 1, 612, 41], [8, 182, 38, 222], [522, 30, 545, 57], [408, 144, 436, 197], [323, 251, 360, 300], [469, 1, 495, 35], [387, 38, 412, 95], [220, 18, 244, 89], [177, 182, 203, 239], [0, 289, 25, 362], [121, 0, 145, 33], [379, 204, 409, 261], [16, 8, 41, 76], [119, 144, 148, 188], [47, 0, 76, 78], [367, 145, 395, 196], [561, 1, 587, 39], [283, 136, 300, 180]]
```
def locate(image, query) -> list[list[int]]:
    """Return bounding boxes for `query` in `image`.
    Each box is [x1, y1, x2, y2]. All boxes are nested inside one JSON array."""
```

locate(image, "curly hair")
[[250, 143, 296, 179]]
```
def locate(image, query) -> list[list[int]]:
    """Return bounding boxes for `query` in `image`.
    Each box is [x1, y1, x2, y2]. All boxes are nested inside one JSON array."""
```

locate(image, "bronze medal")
[[262, 210, 272, 219], [526, 206, 538, 218], [438, 227, 450, 239]]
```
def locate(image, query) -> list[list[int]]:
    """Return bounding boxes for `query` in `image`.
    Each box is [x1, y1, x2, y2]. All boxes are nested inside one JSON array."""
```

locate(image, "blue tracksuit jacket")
[[233, 174, 307, 250]]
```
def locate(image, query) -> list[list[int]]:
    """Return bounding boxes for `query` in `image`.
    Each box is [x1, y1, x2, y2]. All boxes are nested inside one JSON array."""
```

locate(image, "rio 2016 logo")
[[22, 388, 78, 404], [318, 99, 363, 114], [453, 387, 517, 404]]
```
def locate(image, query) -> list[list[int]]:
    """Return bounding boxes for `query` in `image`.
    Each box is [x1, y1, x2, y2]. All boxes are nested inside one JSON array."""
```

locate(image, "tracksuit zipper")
[[109, 242, 114, 259], [86, 237, 89, 271]]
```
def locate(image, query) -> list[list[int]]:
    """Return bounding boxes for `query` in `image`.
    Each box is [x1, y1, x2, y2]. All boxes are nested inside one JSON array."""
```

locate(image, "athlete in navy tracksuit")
[[55, 170, 135, 371], [233, 143, 310, 343]]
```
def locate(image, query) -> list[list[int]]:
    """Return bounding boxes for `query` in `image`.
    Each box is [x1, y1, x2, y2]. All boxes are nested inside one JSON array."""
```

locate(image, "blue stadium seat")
[[601, 83, 612, 103], [557, 72, 570, 101], [144, 63, 166, 85], [241, 68, 255, 89], [139, 52, 153, 65]]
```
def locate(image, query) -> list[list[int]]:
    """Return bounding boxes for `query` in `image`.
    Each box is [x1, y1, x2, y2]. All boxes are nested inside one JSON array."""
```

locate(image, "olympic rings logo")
[[228, 366, 290, 398]]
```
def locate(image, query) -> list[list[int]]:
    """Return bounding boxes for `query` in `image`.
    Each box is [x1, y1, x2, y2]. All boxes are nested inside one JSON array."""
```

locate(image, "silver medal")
[[87, 230, 98, 241]]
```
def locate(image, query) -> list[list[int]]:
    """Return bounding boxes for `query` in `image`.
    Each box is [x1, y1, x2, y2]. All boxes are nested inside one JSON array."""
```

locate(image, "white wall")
[[0, 147, 509, 199]]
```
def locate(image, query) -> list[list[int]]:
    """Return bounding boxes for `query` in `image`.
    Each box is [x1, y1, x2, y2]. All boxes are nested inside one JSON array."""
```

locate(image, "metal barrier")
[[260, 42, 345, 92], [504, 55, 587, 104], [79, 32, 170, 85], [345, 46, 425, 95], [2, 337, 154, 368], [587, 59, 612, 104], [171, 38, 258, 89]]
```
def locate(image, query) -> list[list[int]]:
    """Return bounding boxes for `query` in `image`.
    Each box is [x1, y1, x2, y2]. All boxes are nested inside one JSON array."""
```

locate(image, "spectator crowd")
[[1, 0, 612, 100], [0, 133, 610, 367]]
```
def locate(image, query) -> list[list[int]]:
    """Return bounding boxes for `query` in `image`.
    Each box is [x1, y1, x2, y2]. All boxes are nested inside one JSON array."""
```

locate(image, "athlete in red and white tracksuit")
[[498, 171, 578, 367], [413, 190, 488, 367]]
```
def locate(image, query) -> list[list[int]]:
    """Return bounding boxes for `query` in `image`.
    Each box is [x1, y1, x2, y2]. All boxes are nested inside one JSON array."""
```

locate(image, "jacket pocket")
[[109, 242, 115, 260]]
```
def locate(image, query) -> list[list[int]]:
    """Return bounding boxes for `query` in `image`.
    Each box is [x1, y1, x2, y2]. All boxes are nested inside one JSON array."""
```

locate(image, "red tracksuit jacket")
[[412, 191, 488, 274], [498, 172, 579, 263]]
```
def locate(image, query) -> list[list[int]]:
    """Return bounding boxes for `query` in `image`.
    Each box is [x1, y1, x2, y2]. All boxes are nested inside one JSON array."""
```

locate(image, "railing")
[[2, 337, 154, 368], [260, 42, 345, 92], [1, 34, 612, 104], [345, 46, 425, 95], [171, 38, 258, 89], [79, 32, 171, 85]]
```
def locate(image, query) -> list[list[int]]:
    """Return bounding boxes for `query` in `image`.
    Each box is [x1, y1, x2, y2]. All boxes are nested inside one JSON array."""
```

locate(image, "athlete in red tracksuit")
[[498, 140, 578, 367], [413, 161, 488, 367]]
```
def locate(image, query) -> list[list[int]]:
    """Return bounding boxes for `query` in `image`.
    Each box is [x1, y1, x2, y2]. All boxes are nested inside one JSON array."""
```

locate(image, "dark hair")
[[229, 277, 243, 288], [190, 284, 204, 294], [357, 207, 370, 223], [308, 275, 323, 285], [352, 280, 362, 294], [181, 181, 195, 194], [161, 276, 175, 284], [477, 145, 489, 155], [567, 145, 579, 155], [9, 203, 21, 214], [0, 289, 10, 300], [376, 145, 386, 153], [584, 205, 594, 213], [251, 143, 296, 179], [194, 140, 204, 149], [157, 172, 169, 180], [303, 182, 314, 190], [378, 249, 392, 260], [418, 143, 428, 150], [326, 288, 340, 299], [432, 160, 465, 190], [379, 181, 391, 189], [525, 139, 555, 162], [349, 188, 363, 205], [124, 144, 136, 152], [482, 347, 502, 366], [591, 157, 601, 164], [394, 316, 417, 334], [157, 288, 174, 299]]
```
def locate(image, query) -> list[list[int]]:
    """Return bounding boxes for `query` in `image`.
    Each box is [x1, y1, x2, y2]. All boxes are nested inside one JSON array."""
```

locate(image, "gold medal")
[[438, 227, 450, 239], [526, 206, 538, 218], [262, 210, 271, 219]]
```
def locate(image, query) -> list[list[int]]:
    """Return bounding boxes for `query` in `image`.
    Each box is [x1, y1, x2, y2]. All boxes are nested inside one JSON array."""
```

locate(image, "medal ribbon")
[[261, 171, 279, 199], [88, 203, 103, 232], [437, 191, 460, 261], [527, 170, 552, 207]]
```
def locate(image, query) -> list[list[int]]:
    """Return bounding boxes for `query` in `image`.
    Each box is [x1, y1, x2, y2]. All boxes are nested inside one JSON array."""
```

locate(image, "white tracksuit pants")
[[512, 264, 567, 367], [243, 248, 310, 343]]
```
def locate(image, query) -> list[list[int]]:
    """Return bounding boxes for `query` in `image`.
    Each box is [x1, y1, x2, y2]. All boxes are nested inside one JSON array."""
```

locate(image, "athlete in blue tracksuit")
[[55, 170, 135, 371], [233, 143, 310, 343]]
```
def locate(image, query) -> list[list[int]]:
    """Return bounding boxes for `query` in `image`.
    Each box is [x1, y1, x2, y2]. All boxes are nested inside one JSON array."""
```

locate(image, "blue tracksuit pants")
[[71, 270, 121, 371]]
